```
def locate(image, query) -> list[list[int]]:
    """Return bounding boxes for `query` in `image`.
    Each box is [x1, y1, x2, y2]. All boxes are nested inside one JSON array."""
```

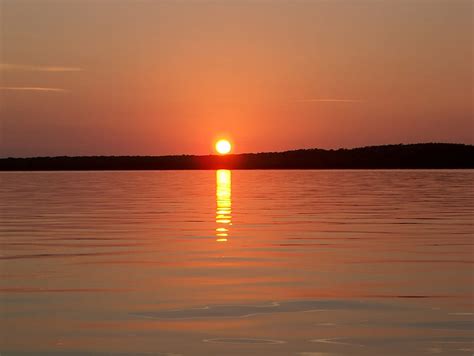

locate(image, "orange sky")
[[1, 0, 472, 157]]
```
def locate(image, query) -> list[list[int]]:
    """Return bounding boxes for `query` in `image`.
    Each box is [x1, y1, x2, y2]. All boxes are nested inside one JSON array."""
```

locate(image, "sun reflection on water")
[[216, 170, 232, 242]]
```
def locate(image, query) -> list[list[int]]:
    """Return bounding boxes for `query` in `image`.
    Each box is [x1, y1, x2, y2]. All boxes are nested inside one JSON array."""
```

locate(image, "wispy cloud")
[[0, 87, 68, 93], [295, 98, 363, 103], [0, 63, 82, 72]]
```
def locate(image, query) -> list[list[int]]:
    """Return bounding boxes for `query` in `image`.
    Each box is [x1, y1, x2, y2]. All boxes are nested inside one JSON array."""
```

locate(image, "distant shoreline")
[[1, 143, 473, 171]]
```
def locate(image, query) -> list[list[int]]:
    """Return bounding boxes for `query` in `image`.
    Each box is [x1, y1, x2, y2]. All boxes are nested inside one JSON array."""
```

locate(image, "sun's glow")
[[215, 139, 232, 155]]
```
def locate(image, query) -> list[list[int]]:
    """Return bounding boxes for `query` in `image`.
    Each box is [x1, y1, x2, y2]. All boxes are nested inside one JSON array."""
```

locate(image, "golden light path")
[[215, 139, 232, 155], [216, 169, 231, 242]]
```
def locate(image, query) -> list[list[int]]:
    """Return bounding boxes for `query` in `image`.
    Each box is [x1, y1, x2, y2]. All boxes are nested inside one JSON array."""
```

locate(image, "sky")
[[0, 0, 472, 157]]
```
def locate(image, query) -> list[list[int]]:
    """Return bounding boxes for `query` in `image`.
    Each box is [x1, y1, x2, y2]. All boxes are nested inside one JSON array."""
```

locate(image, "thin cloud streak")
[[0, 63, 82, 72], [0, 87, 68, 93], [295, 98, 363, 103]]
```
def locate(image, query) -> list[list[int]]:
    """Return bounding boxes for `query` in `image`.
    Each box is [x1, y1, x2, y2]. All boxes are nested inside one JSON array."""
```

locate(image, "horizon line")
[[1, 142, 472, 160]]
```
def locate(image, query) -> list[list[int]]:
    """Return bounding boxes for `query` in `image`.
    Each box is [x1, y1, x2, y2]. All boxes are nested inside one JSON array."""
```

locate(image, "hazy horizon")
[[1, 0, 473, 157], [1, 141, 472, 159]]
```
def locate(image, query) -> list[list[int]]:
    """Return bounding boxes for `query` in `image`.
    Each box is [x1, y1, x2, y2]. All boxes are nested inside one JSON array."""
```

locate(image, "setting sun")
[[215, 139, 232, 155]]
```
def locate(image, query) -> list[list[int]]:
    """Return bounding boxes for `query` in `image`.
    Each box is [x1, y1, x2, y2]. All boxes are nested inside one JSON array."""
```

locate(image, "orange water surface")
[[0, 170, 472, 355]]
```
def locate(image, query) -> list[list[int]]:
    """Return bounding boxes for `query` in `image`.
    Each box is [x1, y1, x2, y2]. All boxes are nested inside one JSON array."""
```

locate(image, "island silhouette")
[[1, 143, 473, 170]]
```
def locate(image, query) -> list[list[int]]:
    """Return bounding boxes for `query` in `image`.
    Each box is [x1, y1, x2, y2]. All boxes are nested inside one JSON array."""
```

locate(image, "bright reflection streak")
[[216, 170, 232, 242]]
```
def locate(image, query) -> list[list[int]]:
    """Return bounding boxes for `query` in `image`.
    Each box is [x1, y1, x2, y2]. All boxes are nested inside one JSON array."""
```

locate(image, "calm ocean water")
[[0, 170, 473, 355]]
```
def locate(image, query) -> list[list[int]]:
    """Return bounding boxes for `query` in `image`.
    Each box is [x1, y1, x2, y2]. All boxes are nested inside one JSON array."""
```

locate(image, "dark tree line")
[[1, 143, 473, 170]]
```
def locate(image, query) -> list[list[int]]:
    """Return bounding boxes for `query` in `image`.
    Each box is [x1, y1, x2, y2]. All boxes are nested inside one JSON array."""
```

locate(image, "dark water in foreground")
[[0, 170, 472, 355]]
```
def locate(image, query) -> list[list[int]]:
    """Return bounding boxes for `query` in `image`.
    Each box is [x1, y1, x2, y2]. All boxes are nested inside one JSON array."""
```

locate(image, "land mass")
[[1, 143, 473, 170]]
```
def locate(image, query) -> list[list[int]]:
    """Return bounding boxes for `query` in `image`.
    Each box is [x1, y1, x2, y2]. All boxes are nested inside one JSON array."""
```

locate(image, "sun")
[[215, 139, 232, 155]]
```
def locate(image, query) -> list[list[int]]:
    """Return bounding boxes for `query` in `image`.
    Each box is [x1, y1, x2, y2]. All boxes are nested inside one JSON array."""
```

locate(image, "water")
[[0, 170, 472, 355]]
